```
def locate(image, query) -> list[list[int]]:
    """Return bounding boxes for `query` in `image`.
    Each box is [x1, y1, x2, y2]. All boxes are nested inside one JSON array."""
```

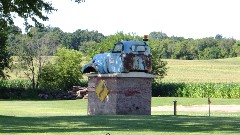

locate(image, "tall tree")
[[0, 29, 9, 79], [148, 40, 168, 81], [0, 25, 22, 79], [13, 27, 56, 88], [0, 0, 56, 79], [149, 31, 168, 40], [0, 0, 57, 32], [62, 29, 105, 50], [0, 0, 84, 78]]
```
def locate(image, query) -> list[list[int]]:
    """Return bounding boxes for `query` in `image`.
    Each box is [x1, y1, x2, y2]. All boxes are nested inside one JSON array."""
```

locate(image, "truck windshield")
[[132, 45, 145, 52], [112, 44, 123, 53]]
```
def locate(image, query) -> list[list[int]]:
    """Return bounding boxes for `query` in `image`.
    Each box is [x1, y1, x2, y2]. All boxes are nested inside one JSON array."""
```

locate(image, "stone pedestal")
[[87, 72, 154, 115]]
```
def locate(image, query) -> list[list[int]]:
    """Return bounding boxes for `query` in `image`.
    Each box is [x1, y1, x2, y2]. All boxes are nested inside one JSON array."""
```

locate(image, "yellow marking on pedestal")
[[95, 80, 109, 102], [95, 80, 104, 97]]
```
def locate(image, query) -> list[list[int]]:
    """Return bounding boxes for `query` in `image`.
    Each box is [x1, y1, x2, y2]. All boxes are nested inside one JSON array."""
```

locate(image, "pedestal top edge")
[[86, 72, 155, 78]]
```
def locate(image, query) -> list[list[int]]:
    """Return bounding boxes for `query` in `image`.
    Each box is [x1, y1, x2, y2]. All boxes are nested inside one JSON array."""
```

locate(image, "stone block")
[[87, 72, 154, 115]]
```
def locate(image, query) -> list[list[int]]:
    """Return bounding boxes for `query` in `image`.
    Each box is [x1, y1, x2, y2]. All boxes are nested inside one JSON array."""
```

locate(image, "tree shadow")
[[0, 115, 239, 134]]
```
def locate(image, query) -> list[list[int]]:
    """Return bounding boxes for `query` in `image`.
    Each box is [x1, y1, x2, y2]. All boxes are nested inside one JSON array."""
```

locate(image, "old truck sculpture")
[[82, 36, 152, 74]]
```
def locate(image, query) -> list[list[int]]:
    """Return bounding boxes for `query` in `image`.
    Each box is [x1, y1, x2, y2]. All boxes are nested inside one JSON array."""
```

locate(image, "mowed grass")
[[162, 57, 240, 82], [0, 98, 240, 135]]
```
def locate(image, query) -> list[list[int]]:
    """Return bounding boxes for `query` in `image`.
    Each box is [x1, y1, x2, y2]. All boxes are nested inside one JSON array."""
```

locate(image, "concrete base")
[[87, 72, 154, 115]]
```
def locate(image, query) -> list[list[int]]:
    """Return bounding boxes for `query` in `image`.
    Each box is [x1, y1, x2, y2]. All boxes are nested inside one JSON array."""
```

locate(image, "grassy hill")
[[162, 57, 240, 83]]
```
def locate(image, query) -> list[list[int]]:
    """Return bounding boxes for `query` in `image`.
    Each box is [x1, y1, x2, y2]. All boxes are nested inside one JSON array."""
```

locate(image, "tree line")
[[3, 26, 240, 90], [7, 27, 240, 60], [149, 32, 240, 60]]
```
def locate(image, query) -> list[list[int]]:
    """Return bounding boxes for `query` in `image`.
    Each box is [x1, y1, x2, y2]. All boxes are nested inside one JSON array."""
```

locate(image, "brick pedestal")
[[87, 72, 154, 115]]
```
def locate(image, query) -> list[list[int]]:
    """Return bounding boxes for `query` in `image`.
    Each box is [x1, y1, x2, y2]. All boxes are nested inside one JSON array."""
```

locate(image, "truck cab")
[[82, 37, 152, 74]]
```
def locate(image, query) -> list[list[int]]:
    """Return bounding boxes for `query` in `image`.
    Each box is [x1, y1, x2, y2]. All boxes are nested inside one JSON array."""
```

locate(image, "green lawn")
[[0, 98, 239, 135], [151, 97, 240, 106], [162, 57, 240, 83]]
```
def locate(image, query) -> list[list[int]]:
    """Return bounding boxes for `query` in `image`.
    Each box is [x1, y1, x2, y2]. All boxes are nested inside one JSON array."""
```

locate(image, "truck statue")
[[81, 35, 152, 74]]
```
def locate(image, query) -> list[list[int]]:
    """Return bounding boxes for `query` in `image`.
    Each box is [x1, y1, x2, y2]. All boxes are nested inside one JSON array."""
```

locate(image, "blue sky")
[[15, 0, 240, 39]]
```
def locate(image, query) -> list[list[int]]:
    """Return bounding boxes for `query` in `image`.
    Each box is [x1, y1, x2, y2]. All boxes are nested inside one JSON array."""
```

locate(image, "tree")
[[61, 29, 105, 50], [0, 30, 9, 79], [97, 32, 140, 54], [0, 0, 57, 32], [203, 47, 220, 59], [0, 25, 21, 79], [0, 0, 84, 78], [215, 34, 223, 40], [0, 0, 56, 79], [231, 40, 240, 57], [218, 38, 236, 58], [149, 31, 168, 40], [12, 27, 56, 88], [0, 0, 85, 31], [148, 40, 168, 81], [39, 48, 83, 91]]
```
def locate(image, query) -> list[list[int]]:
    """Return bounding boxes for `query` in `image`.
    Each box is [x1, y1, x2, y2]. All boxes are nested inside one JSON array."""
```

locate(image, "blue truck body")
[[82, 40, 152, 74]]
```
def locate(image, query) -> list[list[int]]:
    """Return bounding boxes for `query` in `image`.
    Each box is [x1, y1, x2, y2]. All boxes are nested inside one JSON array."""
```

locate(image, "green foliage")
[[147, 33, 240, 60], [79, 79, 88, 87], [0, 25, 21, 78], [8, 27, 60, 89], [62, 29, 105, 50], [0, 79, 31, 99], [152, 82, 185, 97], [149, 31, 168, 40], [39, 48, 83, 91], [181, 83, 240, 98], [0, 0, 81, 80], [0, 0, 57, 32], [0, 79, 30, 88], [84, 32, 141, 58], [231, 40, 240, 57], [149, 40, 168, 81], [0, 30, 10, 79], [8, 27, 64, 56], [152, 82, 240, 98]]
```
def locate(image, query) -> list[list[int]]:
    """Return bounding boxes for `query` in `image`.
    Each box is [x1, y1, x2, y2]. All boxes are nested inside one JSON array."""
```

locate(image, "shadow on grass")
[[0, 115, 239, 134]]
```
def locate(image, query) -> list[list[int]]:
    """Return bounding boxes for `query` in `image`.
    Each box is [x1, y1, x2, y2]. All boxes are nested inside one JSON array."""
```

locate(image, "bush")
[[39, 48, 84, 91], [79, 79, 88, 87]]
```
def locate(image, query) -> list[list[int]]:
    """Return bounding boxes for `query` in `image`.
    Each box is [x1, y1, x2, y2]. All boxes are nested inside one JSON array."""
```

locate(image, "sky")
[[15, 0, 240, 39]]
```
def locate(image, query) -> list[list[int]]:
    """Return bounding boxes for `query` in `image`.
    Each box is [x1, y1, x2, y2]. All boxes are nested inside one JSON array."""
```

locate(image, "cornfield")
[[153, 82, 240, 98]]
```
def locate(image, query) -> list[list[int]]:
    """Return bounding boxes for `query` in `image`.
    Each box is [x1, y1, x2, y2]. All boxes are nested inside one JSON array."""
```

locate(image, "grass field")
[[0, 98, 239, 135], [162, 57, 240, 83], [7, 57, 240, 82]]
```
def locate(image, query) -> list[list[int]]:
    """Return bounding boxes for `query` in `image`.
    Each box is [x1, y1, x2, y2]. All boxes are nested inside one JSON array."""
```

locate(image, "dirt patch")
[[152, 105, 240, 112]]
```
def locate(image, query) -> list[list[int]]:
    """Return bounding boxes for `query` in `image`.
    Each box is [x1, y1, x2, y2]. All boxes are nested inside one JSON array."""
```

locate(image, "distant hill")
[[162, 57, 240, 83]]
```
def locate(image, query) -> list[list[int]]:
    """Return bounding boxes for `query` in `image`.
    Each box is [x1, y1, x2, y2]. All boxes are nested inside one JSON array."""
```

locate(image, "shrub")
[[39, 48, 84, 91]]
